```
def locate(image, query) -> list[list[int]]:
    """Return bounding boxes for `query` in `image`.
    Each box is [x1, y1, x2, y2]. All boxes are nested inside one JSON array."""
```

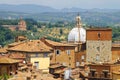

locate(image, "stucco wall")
[[30, 57, 50, 70]]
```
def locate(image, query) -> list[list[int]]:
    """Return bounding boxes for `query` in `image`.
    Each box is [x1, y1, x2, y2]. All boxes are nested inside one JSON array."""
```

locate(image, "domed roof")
[[68, 27, 86, 43], [68, 14, 86, 43]]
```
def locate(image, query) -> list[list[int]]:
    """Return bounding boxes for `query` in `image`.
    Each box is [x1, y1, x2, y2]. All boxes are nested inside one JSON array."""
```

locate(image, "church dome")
[[68, 14, 86, 43], [68, 27, 86, 43]]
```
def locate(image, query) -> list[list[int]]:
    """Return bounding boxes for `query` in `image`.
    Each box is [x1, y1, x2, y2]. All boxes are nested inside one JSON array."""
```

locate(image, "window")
[[10, 66, 12, 71], [76, 62, 80, 67], [69, 63, 71, 66], [66, 50, 71, 55], [98, 32, 101, 39], [56, 50, 60, 55], [34, 62, 39, 69], [81, 55, 85, 60], [43, 53, 48, 57], [35, 53, 38, 57], [96, 54, 100, 61]]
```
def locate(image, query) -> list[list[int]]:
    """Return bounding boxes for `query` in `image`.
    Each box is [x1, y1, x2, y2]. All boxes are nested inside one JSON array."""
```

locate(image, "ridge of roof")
[[8, 40, 52, 53], [42, 38, 75, 47]]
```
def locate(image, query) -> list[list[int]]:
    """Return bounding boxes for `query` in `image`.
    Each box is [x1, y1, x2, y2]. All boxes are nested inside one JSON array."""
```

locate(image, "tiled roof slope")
[[0, 48, 7, 53], [9, 53, 26, 59], [41, 38, 75, 47], [8, 42, 24, 47], [8, 40, 52, 52], [0, 57, 19, 64]]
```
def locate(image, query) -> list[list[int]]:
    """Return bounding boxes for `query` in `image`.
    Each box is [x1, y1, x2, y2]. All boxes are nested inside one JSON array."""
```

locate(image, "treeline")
[[0, 26, 14, 46], [112, 26, 120, 41], [0, 19, 18, 25]]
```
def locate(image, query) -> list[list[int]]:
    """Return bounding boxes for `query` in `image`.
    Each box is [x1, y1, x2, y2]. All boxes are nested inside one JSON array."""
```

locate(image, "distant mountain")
[[0, 4, 120, 13], [61, 7, 120, 13], [0, 4, 58, 13]]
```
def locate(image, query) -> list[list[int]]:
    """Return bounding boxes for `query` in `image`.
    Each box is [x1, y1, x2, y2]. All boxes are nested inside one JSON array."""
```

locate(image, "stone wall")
[[86, 41, 112, 63]]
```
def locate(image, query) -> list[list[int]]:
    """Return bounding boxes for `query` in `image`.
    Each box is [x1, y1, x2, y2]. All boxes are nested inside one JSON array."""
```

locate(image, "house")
[[0, 47, 8, 54], [87, 63, 120, 80], [0, 57, 19, 76], [112, 42, 120, 62], [112, 71, 120, 80], [7, 40, 52, 72], [40, 38, 76, 68], [15, 36, 27, 42]]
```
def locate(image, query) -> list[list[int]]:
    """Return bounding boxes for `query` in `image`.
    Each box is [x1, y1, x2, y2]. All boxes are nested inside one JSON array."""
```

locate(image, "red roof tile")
[[8, 40, 52, 52]]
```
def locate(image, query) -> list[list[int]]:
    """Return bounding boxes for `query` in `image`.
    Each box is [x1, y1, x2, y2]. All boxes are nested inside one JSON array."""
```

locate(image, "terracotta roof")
[[15, 36, 27, 41], [0, 48, 7, 53], [49, 64, 66, 68], [43, 39, 75, 47], [113, 71, 120, 74], [112, 43, 120, 48], [9, 53, 26, 59], [8, 40, 52, 52], [0, 57, 19, 64], [0, 54, 9, 58], [8, 42, 24, 47]]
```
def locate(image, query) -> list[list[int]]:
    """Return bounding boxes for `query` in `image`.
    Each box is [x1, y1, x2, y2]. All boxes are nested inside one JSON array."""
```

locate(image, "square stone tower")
[[86, 28, 112, 63]]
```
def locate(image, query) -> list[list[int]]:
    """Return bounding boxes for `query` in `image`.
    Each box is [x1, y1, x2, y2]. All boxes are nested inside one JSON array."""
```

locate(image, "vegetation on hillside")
[[0, 17, 120, 46]]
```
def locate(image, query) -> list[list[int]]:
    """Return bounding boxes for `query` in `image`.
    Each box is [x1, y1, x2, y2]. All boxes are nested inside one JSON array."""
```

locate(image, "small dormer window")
[[56, 50, 60, 55]]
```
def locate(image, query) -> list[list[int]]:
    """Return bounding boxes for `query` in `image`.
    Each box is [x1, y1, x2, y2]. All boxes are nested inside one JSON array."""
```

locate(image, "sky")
[[0, 0, 120, 9]]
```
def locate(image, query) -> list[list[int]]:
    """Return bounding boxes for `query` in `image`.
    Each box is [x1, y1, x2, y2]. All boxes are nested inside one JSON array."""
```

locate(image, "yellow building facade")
[[30, 57, 50, 72]]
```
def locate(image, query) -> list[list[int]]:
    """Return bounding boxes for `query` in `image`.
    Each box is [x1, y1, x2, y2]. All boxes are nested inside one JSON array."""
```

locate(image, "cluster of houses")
[[0, 15, 120, 80]]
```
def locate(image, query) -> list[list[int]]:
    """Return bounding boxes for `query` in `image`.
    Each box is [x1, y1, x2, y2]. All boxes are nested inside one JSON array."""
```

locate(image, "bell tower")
[[18, 18, 27, 31], [86, 28, 112, 63], [76, 13, 82, 28]]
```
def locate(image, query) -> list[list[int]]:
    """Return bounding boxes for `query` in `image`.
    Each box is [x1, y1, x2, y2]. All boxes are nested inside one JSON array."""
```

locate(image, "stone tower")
[[18, 19, 27, 31], [86, 28, 112, 63]]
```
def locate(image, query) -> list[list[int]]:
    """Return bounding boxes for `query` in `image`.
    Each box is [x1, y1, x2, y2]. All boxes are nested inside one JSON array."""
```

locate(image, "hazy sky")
[[0, 0, 120, 9]]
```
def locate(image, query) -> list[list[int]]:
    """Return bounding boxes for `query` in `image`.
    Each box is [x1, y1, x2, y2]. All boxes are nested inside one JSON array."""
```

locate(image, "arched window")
[[55, 50, 60, 55]]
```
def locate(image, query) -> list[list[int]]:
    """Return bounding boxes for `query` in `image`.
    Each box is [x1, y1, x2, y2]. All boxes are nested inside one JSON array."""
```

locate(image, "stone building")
[[112, 71, 120, 80], [0, 57, 19, 76], [17, 19, 27, 31], [86, 28, 112, 63], [87, 63, 120, 80], [112, 42, 120, 62], [40, 38, 76, 68]]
